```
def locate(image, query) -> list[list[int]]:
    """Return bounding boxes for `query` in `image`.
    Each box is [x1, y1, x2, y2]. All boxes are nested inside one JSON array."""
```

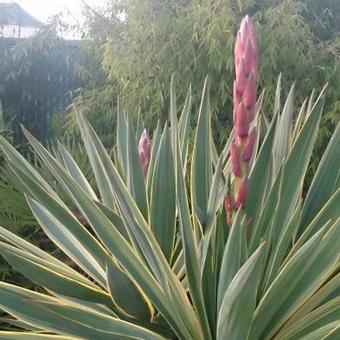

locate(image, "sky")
[[1, 0, 107, 24]]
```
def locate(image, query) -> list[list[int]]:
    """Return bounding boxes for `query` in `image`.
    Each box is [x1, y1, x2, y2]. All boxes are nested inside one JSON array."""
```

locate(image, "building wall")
[[0, 24, 38, 38]]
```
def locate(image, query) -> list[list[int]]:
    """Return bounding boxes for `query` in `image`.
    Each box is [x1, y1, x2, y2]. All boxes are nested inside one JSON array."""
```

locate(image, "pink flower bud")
[[235, 102, 249, 138], [235, 59, 248, 94], [234, 31, 244, 68], [243, 73, 257, 110], [240, 16, 257, 60], [235, 177, 248, 209], [243, 39, 256, 76], [239, 16, 250, 45], [235, 15, 258, 84], [243, 128, 256, 161], [138, 129, 151, 177], [230, 143, 242, 177]]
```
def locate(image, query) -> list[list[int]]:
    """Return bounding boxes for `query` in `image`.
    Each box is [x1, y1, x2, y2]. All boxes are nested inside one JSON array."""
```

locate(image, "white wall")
[[0, 24, 38, 38]]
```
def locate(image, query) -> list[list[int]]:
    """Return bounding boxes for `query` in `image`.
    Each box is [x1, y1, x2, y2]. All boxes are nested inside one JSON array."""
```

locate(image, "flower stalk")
[[226, 15, 258, 226]]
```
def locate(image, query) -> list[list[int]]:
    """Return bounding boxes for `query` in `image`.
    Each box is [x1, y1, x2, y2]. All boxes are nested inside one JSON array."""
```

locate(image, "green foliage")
[[82, 0, 339, 145], [0, 20, 100, 144], [0, 74, 338, 338], [302, 0, 340, 41], [64, 86, 117, 148], [76, 0, 339, 191], [0, 132, 93, 300]]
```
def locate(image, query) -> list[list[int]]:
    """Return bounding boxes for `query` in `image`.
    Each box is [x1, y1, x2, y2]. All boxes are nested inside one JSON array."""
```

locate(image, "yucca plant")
[[0, 16, 339, 340]]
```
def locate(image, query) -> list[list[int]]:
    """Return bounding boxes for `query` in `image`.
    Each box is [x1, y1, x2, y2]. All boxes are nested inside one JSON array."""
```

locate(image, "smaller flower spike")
[[138, 129, 151, 177]]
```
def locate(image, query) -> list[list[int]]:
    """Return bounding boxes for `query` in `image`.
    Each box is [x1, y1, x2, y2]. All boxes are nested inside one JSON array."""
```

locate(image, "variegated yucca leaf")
[[0, 18, 339, 340], [0, 74, 338, 339]]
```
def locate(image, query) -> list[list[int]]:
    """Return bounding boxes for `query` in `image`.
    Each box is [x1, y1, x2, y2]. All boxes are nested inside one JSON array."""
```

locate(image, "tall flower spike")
[[225, 15, 258, 227], [138, 129, 151, 177]]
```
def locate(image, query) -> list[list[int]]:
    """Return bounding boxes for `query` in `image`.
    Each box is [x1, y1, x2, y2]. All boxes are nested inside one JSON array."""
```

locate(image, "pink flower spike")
[[138, 129, 151, 177], [235, 177, 248, 209], [230, 143, 242, 177], [243, 128, 256, 161]]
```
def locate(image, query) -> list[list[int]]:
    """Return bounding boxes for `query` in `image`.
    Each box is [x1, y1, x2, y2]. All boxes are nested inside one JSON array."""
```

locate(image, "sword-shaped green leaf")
[[0, 283, 164, 340], [0, 333, 76, 339], [217, 210, 247, 311], [217, 243, 265, 340], [150, 127, 176, 261], [59, 143, 97, 200], [0, 242, 111, 306], [126, 121, 148, 218], [249, 218, 340, 340], [298, 121, 340, 235], [191, 77, 212, 230], [117, 98, 128, 177]]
